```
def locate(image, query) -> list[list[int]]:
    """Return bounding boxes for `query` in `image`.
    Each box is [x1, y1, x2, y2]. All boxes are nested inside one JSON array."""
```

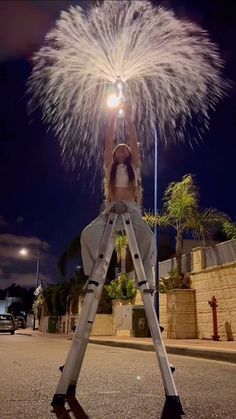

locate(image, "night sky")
[[0, 0, 235, 289]]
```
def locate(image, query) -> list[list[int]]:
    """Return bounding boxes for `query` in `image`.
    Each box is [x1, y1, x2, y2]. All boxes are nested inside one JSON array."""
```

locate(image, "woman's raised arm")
[[124, 101, 140, 168], [104, 111, 117, 169]]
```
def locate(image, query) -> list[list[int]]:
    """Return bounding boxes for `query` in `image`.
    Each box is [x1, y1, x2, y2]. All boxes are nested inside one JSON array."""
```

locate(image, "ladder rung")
[[138, 280, 147, 286], [88, 280, 99, 286], [143, 289, 154, 294]]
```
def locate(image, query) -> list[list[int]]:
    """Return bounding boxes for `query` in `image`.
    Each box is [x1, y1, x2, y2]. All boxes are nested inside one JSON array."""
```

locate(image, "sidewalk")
[[16, 328, 236, 364], [89, 336, 236, 363]]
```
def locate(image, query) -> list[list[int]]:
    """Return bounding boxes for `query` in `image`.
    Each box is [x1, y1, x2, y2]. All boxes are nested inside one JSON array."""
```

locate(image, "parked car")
[[0, 313, 16, 334], [15, 316, 27, 329]]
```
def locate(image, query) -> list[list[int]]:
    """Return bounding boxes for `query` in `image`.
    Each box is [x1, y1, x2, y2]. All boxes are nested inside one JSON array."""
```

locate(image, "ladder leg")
[[51, 213, 117, 407], [51, 288, 98, 406], [66, 278, 106, 395], [122, 213, 184, 416]]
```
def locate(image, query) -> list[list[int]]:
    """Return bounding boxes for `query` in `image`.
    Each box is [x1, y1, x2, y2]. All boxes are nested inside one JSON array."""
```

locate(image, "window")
[[0, 314, 13, 320]]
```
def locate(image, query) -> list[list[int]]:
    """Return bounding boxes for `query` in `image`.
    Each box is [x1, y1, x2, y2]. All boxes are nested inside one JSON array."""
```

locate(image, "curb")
[[89, 339, 236, 364], [165, 346, 236, 363], [15, 331, 236, 364]]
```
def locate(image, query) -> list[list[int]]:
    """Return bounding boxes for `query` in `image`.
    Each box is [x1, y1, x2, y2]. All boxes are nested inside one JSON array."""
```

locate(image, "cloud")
[[0, 234, 49, 260], [0, 216, 7, 226], [0, 272, 51, 289], [0, 1, 86, 61], [16, 216, 24, 224], [0, 234, 57, 290], [0, 0, 52, 61]]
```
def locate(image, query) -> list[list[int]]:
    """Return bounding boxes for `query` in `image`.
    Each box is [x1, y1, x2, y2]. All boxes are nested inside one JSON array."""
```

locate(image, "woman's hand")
[[122, 99, 132, 118], [108, 106, 118, 122]]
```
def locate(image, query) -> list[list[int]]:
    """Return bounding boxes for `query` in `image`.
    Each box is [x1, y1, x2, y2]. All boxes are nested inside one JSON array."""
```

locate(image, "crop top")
[[107, 163, 140, 188]]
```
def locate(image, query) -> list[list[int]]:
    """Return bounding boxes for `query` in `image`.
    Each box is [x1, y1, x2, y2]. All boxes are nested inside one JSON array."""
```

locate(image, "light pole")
[[19, 248, 40, 330], [153, 126, 159, 319]]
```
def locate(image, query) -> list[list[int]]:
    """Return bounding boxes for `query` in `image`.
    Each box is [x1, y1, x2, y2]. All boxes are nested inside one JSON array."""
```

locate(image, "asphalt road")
[[0, 333, 235, 419]]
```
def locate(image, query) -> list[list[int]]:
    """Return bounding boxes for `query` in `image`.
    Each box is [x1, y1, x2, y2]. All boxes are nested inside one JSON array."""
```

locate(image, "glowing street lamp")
[[19, 248, 40, 289], [19, 248, 40, 330], [19, 248, 28, 256]]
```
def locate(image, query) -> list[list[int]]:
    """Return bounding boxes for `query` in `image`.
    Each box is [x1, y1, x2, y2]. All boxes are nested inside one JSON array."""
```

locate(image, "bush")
[[42, 282, 70, 316], [97, 287, 112, 314], [105, 273, 137, 301], [159, 269, 190, 294]]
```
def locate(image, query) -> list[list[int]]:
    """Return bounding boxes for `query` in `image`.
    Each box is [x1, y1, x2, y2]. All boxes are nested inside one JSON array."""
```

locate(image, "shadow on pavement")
[[51, 396, 89, 418], [51, 397, 185, 419]]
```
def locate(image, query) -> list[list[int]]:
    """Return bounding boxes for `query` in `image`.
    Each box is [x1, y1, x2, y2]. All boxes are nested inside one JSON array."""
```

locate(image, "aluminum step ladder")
[[51, 202, 184, 417]]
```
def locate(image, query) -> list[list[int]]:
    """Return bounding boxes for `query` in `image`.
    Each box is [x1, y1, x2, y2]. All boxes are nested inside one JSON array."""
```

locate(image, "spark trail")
[[28, 0, 228, 177]]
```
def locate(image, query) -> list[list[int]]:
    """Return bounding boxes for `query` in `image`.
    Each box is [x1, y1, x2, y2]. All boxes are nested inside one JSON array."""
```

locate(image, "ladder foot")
[[161, 396, 184, 418], [67, 384, 76, 396], [170, 364, 175, 373], [51, 394, 66, 407]]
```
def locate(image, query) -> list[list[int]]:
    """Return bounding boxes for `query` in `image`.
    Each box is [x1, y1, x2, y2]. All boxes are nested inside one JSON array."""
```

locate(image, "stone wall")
[[40, 314, 115, 336], [159, 294, 167, 338], [190, 261, 236, 341], [159, 290, 197, 339], [158, 247, 236, 341], [167, 290, 197, 339], [91, 314, 115, 336], [134, 290, 142, 306]]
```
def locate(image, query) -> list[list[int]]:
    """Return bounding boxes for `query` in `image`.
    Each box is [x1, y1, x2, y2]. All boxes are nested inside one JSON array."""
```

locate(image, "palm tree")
[[58, 232, 118, 283], [222, 220, 236, 239], [144, 174, 229, 280], [58, 234, 82, 277], [115, 233, 129, 274], [58, 230, 135, 305]]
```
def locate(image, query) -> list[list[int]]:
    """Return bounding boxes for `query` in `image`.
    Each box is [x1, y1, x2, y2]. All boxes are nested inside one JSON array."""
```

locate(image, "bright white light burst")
[[28, 0, 228, 176], [107, 94, 120, 108]]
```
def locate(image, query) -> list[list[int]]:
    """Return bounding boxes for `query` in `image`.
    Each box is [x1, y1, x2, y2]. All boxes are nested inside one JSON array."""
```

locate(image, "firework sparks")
[[28, 0, 228, 177]]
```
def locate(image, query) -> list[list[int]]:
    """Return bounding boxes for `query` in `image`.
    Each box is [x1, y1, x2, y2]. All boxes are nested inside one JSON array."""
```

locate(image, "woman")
[[80, 101, 156, 286]]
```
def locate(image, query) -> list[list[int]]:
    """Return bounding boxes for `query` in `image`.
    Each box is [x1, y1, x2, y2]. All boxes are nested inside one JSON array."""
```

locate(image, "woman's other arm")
[[124, 101, 140, 168], [104, 111, 117, 169]]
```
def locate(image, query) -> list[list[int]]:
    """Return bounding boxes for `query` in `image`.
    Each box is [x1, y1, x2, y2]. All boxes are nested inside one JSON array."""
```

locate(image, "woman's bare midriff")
[[110, 187, 136, 202]]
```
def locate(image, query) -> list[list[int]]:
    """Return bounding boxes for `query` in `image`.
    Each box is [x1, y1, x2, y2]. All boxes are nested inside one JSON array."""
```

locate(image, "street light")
[[19, 248, 40, 330], [107, 77, 125, 118], [153, 126, 159, 319]]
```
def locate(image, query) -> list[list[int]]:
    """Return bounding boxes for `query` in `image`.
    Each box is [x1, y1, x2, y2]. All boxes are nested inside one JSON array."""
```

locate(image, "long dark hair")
[[110, 155, 135, 187], [104, 145, 142, 205]]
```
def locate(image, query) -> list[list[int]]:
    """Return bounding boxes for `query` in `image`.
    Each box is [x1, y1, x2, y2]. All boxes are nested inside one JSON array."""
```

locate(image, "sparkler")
[[28, 0, 228, 177]]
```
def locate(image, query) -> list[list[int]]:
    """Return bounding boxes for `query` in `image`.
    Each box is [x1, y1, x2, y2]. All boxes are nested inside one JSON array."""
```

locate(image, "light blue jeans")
[[81, 201, 156, 286]]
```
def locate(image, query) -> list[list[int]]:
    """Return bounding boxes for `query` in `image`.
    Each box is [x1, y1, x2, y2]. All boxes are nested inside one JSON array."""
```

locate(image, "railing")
[[159, 253, 192, 278], [204, 239, 236, 268], [159, 239, 236, 277]]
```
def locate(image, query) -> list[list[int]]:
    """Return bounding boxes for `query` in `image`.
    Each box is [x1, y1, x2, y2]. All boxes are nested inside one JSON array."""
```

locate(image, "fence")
[[204, 239, 236, 268], [159, 253, 192, 278], [159, 239, 236, 277]]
